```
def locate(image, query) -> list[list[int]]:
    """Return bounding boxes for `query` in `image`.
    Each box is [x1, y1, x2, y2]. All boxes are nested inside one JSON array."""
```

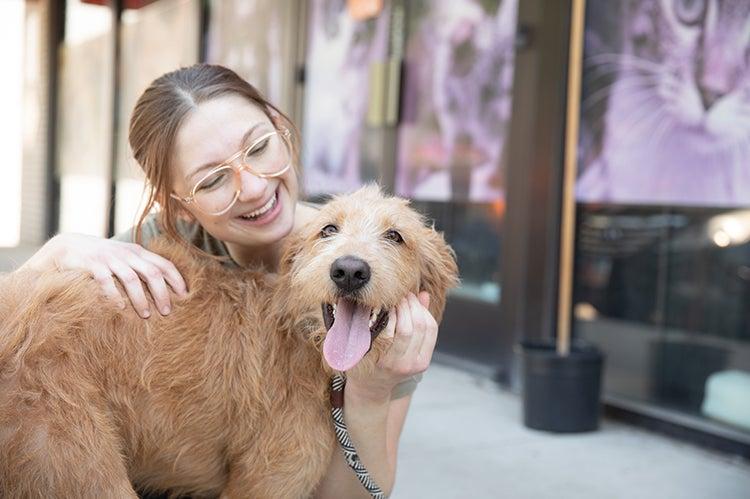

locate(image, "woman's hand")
[[19, 233, 187, 318], [346, 291, 437, 401]]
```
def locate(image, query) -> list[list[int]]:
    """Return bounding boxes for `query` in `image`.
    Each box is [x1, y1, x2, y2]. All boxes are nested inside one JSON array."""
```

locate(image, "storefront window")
[[56, 0, 114, 237], [205, 0, 299, 116], [298, 0, 518, 366], [0, 0, 25, 247], [398, 0, 516, 308], [115, 0, 200, 234], [574, 0, 750, 436]]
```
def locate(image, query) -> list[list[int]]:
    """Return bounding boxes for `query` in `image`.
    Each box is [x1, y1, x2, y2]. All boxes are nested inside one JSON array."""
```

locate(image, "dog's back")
[[0, 241, 290, 498]]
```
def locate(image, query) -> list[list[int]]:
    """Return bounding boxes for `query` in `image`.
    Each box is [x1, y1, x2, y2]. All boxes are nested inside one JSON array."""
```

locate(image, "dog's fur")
[[0, 187, 458, 498]]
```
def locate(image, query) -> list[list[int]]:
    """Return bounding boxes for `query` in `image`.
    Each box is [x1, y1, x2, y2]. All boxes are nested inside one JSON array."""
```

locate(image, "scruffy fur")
[[0, 187, 458, 498]]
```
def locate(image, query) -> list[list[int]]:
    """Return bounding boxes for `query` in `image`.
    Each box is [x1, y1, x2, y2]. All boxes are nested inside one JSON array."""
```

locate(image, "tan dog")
[[0, 186, 458, 498]]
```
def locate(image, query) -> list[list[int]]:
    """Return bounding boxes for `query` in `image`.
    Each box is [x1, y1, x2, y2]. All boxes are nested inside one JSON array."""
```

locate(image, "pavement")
[[393, 363, 750, 499]]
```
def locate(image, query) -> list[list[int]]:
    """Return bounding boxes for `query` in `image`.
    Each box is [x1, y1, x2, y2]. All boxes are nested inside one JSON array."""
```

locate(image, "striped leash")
[[330, 374, 387, 499]]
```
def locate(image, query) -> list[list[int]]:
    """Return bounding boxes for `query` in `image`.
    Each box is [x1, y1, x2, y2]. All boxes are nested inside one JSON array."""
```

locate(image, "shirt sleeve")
[[390, 373, 423, 399]]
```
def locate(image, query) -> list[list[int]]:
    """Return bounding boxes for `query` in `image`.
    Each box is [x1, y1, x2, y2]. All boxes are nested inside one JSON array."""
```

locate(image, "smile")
[[239, 191, 278, 221]]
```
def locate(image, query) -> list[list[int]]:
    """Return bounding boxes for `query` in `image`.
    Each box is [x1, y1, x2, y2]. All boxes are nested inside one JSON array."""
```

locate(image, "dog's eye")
[[320, 224, 339, 238], [384, 230, 403, 244]]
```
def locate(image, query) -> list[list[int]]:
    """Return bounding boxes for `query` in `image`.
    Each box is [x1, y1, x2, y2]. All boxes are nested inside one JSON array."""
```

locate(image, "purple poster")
[[577, 0, 750, 207], [302, 0, 390, 195], [395, 0, 518, 203]]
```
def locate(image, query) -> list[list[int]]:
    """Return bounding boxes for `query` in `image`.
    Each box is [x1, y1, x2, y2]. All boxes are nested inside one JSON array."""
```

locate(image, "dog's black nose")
[[330, 256, 371, 293]]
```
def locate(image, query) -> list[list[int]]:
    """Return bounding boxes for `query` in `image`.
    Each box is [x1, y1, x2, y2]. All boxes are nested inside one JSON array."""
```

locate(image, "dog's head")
[[281, 185, 459, 371]]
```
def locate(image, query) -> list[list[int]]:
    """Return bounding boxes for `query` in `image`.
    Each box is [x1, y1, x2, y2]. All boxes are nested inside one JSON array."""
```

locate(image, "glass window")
[[0, 0, 26, 247], [574, 0, 750, 436], [397, 0, 517, 306], [115, 0, 201, 234], [205, 0, 299, 116], [56, 0, 114, 237]]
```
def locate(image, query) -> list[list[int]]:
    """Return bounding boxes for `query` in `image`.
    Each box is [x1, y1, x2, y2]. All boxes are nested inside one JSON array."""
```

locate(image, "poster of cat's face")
[[395, 0, 517, 203], [577, 0, 750, 207]]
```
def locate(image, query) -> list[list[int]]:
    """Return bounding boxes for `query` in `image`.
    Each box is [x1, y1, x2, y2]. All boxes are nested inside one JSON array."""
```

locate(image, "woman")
[[19, 64, 437, 497]]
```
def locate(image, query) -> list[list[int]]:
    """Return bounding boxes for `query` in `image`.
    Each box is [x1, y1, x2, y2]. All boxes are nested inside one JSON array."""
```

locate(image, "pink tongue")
[[323, 298, 372, 371]]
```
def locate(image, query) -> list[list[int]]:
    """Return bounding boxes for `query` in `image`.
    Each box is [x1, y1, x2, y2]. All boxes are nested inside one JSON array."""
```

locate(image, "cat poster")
[[395, 0, 518, 203], [302, 0, 391, 195], [577, 0, 750, 207]]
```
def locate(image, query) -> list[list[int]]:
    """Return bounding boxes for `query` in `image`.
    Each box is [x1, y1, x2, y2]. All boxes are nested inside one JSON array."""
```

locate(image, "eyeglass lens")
[[192, 132, 290, 214]]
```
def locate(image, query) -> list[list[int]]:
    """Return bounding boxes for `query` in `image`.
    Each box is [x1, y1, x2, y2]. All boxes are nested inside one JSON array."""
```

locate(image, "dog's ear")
[[418, 225, 459, 323]]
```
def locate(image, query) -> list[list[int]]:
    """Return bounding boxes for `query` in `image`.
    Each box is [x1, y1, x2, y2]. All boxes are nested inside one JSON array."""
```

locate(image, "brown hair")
[[128, 63, 299, 255]]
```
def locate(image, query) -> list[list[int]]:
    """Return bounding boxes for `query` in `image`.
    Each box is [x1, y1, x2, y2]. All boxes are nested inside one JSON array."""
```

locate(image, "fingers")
[[417, 302, 439, 368], [418, 291, 430, 309], [389, 297, 415, 358], [106, 259, 153, 319], [378, 292, 439, 375], [90, 263, 126, 310], [135, 246, 188, 297], [381, 307, 397, 339], [123, 256, 174, 316]]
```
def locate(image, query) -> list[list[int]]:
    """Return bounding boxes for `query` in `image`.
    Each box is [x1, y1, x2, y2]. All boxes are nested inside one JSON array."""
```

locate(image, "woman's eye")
[[320, 224, 339, 238], [247, 138, 270, 157], [384, 230, 403, 244], [673, 0, 707, 26], [196, 170, 230, 192]]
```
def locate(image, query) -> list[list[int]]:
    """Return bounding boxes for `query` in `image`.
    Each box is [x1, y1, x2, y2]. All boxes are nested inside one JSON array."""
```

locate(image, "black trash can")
[[519, 340, 604, 433]]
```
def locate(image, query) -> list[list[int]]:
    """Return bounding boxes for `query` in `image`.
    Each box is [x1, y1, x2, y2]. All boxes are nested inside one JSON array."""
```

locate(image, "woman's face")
[[171, 94, 299, 249]]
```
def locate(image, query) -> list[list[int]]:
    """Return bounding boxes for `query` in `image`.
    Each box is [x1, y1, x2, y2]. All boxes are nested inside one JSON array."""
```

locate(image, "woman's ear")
[[418, 226, 459, 322]]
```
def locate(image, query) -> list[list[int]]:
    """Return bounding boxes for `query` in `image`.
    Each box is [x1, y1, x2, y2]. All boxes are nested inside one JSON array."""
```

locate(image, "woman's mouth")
[[235, 189, 281, 225]]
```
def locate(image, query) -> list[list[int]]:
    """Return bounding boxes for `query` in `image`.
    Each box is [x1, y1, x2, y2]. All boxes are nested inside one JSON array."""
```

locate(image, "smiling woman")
[[15, 63, 439, 498]]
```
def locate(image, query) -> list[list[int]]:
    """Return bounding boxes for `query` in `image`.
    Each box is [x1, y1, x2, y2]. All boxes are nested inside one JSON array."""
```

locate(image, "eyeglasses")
[[171, 128, 292, 216]]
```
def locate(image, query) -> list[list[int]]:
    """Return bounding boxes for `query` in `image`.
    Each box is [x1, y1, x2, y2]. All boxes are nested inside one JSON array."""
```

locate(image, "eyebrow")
[[186, 122, 265, 184]]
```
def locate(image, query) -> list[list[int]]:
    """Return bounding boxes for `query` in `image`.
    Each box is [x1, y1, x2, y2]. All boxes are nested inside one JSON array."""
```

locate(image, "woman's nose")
[[237, 169, 268, 202]]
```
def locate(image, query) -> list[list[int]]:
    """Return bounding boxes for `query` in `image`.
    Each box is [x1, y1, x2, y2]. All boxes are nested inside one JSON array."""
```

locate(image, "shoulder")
[[111, 213, 162, 244]]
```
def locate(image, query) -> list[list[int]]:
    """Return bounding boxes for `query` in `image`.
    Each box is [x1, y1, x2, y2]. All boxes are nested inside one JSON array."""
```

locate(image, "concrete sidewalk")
[[392, 364, 750, 499]]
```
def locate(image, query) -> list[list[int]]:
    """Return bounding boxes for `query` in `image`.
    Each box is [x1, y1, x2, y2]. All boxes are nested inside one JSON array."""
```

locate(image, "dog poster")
[[395, 0, 518, 203], [302, 0, 391, 195], [577, 0, 750, 207]]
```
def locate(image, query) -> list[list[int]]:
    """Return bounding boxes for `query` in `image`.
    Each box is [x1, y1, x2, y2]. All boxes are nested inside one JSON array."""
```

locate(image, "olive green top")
[[113, 212, 421, 399]]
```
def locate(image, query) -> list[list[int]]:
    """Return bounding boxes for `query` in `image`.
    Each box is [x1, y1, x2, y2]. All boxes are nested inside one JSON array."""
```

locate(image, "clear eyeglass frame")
[[170, 128, 292, 216]]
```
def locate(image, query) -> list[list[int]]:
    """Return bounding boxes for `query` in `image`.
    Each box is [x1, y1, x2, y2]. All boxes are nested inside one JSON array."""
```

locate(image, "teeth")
[[241, 193, 277, 219], [332, 303, 337, 319], [368, 307, 380, 328]]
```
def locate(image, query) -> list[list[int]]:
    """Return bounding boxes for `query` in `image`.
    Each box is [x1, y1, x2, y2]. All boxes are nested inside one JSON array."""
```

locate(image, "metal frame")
[[45, 0, 66, 239], [500, 0, 573, 386]]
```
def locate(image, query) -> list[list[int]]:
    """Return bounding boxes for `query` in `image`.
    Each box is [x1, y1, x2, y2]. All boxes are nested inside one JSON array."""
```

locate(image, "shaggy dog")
[[0, 187, 458, 499]]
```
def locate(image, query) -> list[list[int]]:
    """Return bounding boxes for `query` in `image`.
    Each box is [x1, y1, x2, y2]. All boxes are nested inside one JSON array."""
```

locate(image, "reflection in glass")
[[115, 0, 200, 234], [396, 0, 517, 203], [57, 0, 113, 236], [302, 0, 391, 195], [574, 206, 750, 434]]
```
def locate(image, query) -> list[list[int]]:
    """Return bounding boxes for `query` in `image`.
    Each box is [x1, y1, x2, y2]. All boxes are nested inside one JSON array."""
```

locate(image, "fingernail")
[[142, 309, 151, 318], [161, 305, 171, 315]]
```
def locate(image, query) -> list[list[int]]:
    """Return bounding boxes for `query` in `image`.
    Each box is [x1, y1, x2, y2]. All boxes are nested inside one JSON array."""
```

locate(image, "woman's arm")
[[314, 393, 411, 498], [314, 292, 437, 498], [17, 233, 187, 318]]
